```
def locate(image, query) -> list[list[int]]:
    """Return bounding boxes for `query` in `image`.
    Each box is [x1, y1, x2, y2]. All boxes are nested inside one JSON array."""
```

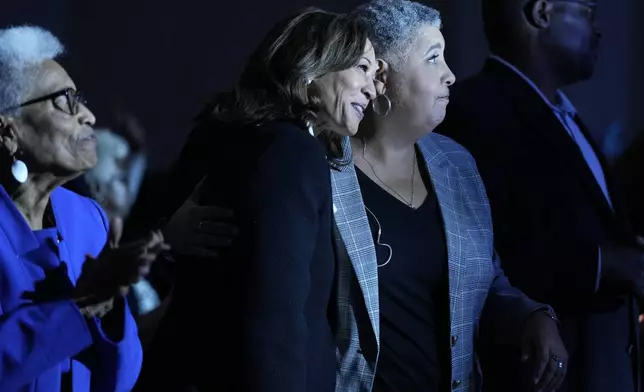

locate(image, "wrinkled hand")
[[73, 217, 170, 303], [521, 311, 568, 392], [163, 177, 238, 259]]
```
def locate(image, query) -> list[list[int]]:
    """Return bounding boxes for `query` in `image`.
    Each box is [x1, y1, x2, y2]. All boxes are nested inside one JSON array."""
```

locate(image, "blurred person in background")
[[85, 111, 147, 223], [86, 127, 144, 221], [0, 25, 168, 391], [64, 109, 146, 204], [82, 118, 157, 319], [74, 110, 223, 349], [437, 0, 641, 390]]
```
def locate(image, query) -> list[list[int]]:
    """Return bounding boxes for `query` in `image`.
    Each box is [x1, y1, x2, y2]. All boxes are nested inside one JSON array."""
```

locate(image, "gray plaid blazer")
[[331, 133, 548, 392]]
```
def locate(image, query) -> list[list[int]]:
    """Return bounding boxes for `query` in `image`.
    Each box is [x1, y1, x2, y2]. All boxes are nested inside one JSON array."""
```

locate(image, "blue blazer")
[[0, 185, 142, 391]]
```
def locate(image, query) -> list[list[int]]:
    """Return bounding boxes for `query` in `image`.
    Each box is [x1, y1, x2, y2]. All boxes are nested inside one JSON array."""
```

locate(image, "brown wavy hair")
[[206, 8, 369, 159]]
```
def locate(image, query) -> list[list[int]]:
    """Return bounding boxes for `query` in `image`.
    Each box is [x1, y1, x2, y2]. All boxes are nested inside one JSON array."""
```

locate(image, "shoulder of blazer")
[[421, 133, 491, 204], [422, 132, 478, 168]]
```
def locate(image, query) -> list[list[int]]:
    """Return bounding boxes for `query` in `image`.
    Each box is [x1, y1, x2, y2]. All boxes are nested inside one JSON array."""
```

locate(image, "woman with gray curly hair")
[[326, 1, 567, 391]]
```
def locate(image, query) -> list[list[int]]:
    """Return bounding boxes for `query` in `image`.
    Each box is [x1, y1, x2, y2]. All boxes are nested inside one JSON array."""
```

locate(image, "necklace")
[[360, 138, 416, 208], [364, 205, 392, 267]]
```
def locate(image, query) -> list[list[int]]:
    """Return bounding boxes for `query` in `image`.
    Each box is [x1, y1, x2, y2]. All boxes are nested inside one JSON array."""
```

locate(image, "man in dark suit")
[[437, 0, 642, 391]]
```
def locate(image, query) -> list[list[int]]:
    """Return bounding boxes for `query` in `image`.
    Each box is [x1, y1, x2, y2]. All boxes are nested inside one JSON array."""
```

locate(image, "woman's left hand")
[[520, 311, 568, 391]]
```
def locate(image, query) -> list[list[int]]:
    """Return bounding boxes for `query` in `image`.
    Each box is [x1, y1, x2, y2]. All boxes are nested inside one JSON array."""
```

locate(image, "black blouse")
[[356, 167, 450, 392]]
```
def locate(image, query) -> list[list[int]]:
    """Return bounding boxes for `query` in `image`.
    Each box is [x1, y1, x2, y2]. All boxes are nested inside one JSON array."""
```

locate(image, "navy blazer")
[[437, 59, 639, 391], [150, 121, 337, 392], [331, 134, 548, 392], [0, 185, 142, 392]]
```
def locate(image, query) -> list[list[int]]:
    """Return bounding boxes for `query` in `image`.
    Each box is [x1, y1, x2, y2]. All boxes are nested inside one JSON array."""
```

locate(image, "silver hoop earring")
[[373, 94, 391, 117]]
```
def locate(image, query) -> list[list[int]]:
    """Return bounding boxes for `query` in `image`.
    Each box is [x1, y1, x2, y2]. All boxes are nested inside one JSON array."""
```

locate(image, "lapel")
[[330, 137, 380, 341], [329, 134, 472, 336], [0, 185, 39, 256], [49, 188, 81, 280], [0, 185, 81, 281], [574, 117, 633, 233], [483, 59, 616, 223], [416, 135, 466, 315]]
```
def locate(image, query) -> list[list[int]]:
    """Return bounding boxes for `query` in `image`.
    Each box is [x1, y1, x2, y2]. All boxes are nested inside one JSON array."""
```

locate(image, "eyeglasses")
[[550, 0, 596, 5], [3, 88, 86, 115], [549, 0, 597, 21]]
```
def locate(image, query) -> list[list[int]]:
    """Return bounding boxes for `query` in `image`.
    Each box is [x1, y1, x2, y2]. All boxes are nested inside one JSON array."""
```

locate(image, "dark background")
[[2, 0, 642, 170]]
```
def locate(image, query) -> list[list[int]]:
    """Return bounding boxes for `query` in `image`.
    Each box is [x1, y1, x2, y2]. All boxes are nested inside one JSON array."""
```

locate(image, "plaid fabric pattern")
[[331, 134, 545, 392]]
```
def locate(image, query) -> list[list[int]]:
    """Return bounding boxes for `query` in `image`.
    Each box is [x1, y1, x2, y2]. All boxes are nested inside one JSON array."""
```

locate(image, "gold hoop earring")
[[373, 94, 391, 117]]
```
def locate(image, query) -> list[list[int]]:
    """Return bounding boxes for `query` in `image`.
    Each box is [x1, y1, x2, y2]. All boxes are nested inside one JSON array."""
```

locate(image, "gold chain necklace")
[[360, 138, 416, 208]]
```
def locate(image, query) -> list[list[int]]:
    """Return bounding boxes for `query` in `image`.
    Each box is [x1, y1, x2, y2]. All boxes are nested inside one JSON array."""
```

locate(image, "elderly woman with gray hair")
[[0, 26, 170, 391], [326, 1, 568, 391]]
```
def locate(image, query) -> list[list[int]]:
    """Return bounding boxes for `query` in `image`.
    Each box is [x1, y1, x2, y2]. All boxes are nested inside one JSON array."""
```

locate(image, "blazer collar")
[[0, 185, 66, 256], [330, 155, 380, 340], [489, 55, 578, 116], [331, 134, 467, 340], [0, 185, 39, 256], [329, 136, 354, 172], [482, 58, 617, 222], [417, 135, 468, 312]]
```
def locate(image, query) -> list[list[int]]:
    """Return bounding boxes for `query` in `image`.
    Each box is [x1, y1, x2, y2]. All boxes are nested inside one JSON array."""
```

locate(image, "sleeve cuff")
[[524, 306, 560, 332], [54, 300, 95, 350], [87, 298, 132, 345]]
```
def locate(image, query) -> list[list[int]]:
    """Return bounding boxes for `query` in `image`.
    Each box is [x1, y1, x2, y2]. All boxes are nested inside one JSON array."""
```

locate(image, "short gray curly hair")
[[352, 0, 441, 70], [0, 26, 64, 115]]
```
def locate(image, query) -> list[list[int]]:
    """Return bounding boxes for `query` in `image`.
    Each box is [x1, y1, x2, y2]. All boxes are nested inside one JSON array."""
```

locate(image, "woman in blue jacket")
[[0, 25, 166, 392]]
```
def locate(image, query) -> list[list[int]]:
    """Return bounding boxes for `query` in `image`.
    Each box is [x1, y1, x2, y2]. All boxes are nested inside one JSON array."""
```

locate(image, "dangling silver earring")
[[11, 155, 28, 183], [373, 94, 391, 117], [305, 120, 315, 136], [304, 79, 314, 136]]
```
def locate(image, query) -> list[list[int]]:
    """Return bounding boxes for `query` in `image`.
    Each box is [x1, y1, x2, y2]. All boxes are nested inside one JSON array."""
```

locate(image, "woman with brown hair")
[[150, 8, 380, 392]]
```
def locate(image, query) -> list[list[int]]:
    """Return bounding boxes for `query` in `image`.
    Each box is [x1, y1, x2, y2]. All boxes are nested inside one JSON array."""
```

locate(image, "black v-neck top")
[[356, 167, 450, 392]]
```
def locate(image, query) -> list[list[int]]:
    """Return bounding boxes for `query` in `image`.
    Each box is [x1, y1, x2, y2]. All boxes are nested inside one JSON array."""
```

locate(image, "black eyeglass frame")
[[547, 0, 597, 12], [2, 88, 86, 115], [524, 0, 597, 23], [549, 0, 596, 5]]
